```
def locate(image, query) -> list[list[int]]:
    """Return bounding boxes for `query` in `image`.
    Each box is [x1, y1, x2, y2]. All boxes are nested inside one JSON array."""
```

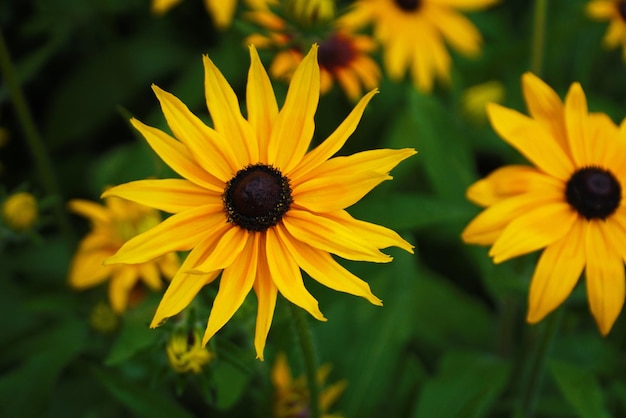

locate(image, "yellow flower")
[[247, 2, 381, 100], [151, 0, 238, 29], [2, 192, 38, 231], [339, 0, 498, 92], [285, 0, 336, 26], [68, 197, 180, 313], [102, 45, 415, 360], [167, 330, 214, 373], [462, 72, 626, 335], [460, 80, 505, 122], [272, 353, 346, 418], [587, 0, 626, 59]]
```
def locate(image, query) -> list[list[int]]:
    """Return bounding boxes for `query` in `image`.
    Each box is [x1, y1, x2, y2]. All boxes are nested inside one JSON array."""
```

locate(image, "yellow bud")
[[461, 81, 505, 123], [89, 302, 119, 334], [3, 192, 38, 231], [166, 330, 214, 374]]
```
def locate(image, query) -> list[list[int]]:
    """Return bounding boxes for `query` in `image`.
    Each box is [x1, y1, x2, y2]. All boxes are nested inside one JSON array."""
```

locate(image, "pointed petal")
[[204, 0, 236, 28], [152, 85, 239, 180], [105, 206, 225, 265], [202, 233, 259, 345], [68, 200, 110, 225], [271, 352, 292, 389], [425, 6, 482, 56], [276, 224, 382, 305], [527, 221, 585, 323], [247, 45, 278, 163], [189, 225, 249, 273], [487, 103, 574, 181], [586, 221, 626, 335], [489, 203, 577, 263], [268, 45, 320, 173], [138, 261, 163, 290], [109, 267, 139, 313], [289, 89, 378, 179], [564, 82, 591, 167], [130, 118, 223, 192], [282, 209, 392, 262], [253, 250, 278, 360], [265, 228, 326, 321], [203, 54, 258, 164], [102, 179, 220, 213]]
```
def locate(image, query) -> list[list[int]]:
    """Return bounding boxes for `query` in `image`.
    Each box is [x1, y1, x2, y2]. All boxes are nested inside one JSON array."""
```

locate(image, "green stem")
[[530, 0, 547, 76], [516, 308, 563, 418], [0, 30, 74, 242], [289, 303, 321, 418]]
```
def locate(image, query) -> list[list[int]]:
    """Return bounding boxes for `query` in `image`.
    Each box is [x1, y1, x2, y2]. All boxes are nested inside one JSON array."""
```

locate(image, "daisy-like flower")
[[102, 45, 415, 359], [68, 197, 179, 313], [587, 0, 626, 60], [339, 0, 498, 92], [246, 1, 381, 100], [462, 72, 626, 335], [151, 0, 237, 29], [272, 353, 346, 418]]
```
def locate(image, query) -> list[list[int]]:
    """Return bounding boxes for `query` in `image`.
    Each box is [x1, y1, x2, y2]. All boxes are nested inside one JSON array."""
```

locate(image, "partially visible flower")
[[587, 0, 626, 59], [68, 197, 179, 313], [167, 330, 214, 373], [247, 2, 381, 100], [461, 80, 505, 122], [462, 72, 626, 335], [102, 45, 414, 360], [285, 0, 336, 26], [2, 192, 38, 232], [151, 0, 238, 29], [272, 353, 346, 418], [340, 0, 499, 92], [89, 301, 119, 334]]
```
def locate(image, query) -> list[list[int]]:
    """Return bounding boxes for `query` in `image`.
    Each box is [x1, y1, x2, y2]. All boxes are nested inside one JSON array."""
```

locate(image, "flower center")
[[223, 164, 292, 231], [394, 0, 421, 12], [565, 167, 621, 220], [318, 33, 356, 72], [619, 1, 626, 21]]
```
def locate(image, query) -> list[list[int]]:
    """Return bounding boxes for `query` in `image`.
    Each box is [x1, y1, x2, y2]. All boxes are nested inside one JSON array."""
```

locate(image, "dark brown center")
[[565, 167, 621, 220], [318, 33, 356, 72], [619, 1, 626, 21], [394, 0, 421, 12]]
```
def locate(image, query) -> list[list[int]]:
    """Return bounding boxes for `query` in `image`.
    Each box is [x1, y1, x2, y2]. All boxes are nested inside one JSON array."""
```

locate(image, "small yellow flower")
[[272, 353, 346, 418], [68, 197, 179, 313], [2, 192, 38, 231], [285, 0, 336, 26], [461, 80, 505, 122], [587, 0, 626, 59], [151, 0, 238, 29], [462, 72, 626, 335], [89, 301, 119, 334], [340, 0, 499, 92], [102, 45, 414, 360], [167, 330, 214, 373]]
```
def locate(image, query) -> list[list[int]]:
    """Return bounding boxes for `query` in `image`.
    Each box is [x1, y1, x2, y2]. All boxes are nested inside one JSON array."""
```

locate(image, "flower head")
[[462, 72, 626, 335], [167, 330, 214, 373], [2, 192, 38, 232], [102, 44, 415, 359], [68, 197, 180, 313], [339, 0, 498, 92], [587, 0, 626, 60], [272, 353, 346, 418]]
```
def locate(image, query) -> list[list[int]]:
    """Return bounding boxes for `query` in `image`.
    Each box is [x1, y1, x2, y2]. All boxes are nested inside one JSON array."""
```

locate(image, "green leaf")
[[412, 351, 510, 418], [549, 360, 611, 418], [212, 357, 253, 410]]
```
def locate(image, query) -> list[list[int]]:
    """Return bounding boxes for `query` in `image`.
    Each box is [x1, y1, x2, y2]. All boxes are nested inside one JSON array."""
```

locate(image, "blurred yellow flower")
[[285, 0, 336, 25], [587, 0, 626, 59], [461, 80, 505, 122], [272, 353, 346, 418], [167, 330, 214, 373], [340, 0, 498, 92], [462, 72, 626, 335], [2, 192, 38, 232], [102, 45, 414, 359], [89, 301, 119, 334], [151, 0, 237, 29], [68, 197, 179, 313]]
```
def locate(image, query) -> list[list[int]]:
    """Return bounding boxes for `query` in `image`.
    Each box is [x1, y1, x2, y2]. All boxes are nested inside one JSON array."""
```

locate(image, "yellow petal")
[[188, 226, 249, 273], [487, 103, 574, 181], [69, 249, 114, 289], [564, 82, 591, 167], [268, 44, 320, 173], [431, 0, 500, 10], [102, 179, 220, 214], [265, 227, 326, 321], [204, 0, 237, 29], [253, 250, 278, 360], [289, 89, 378, 179], [109, 266, 139, 313], [585, 221, 626, 335], [526, 221, 585, 323], [68, 200, 110, 225], [139, 261, 163, 290], [202, 233, 259, 345], [276, 224, 382, 305], [271, 352, 292, 389], [247, 45, 278, 164], [425, 6, 482, 56], [586, 0, 617, 19], [489, 203, 576, 263]]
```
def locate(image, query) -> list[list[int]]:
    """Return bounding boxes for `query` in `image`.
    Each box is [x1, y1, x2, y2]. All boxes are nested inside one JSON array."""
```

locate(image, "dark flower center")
[[318, 34, 356, 72], [223, 164, 292, 231], [619, 1, 626, 21], [565, 167, 621, 220], [394, 0, 421, 12]]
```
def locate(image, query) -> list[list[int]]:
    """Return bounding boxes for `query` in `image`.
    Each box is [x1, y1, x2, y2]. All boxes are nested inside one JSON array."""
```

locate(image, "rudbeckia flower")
[[587, 0, 626, 59], [68, 197, 179, 313], [462, 72, 626, 335], [151, 0, 237, 29], [102, 45, 415, 360], [339, 0, 498, 92]]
